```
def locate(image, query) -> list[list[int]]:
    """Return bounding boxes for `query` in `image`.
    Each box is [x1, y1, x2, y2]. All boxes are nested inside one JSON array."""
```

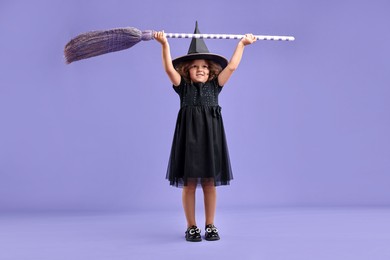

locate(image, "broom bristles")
[[64, 27, 153, 64]]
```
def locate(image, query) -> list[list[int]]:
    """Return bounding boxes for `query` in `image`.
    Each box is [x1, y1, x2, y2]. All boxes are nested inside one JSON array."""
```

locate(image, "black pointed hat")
[[172, 22, 228, 69]]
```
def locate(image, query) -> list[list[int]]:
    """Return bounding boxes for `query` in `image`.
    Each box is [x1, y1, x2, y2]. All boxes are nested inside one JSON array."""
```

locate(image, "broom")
[[64, 27, 295, 64]]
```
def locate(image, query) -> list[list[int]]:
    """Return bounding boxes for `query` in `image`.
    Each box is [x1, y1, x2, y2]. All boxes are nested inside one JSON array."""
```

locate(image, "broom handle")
[[164, 33, 295, 41]]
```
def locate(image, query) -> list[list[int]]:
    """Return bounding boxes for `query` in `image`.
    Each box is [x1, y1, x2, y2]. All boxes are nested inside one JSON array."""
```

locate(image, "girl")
[[154, 22, 256, 242]]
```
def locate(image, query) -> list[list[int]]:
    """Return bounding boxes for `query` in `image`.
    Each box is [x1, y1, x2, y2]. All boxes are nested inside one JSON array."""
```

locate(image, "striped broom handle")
[[164, 33, 295, 41]]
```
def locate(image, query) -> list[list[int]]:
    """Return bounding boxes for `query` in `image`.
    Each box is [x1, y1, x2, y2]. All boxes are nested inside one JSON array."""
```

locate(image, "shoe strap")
[[187, 226, 201, 235], [205, 224, 218, 233]]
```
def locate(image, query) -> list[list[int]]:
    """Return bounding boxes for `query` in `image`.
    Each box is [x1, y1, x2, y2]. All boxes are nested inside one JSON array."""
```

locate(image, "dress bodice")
[[173, 78, 223, 107]]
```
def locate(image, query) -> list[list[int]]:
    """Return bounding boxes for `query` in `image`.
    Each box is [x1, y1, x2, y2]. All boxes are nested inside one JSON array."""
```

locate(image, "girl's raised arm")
[[218, 34, 257, 86], [154, 31, 181, 86]]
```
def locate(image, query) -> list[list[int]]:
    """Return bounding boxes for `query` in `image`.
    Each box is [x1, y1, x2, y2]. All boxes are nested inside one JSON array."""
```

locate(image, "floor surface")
[[1, 207, 390, 260]]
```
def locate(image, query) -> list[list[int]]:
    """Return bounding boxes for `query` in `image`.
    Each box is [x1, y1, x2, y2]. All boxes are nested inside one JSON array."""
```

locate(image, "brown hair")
[[176, 59, 223, 83]]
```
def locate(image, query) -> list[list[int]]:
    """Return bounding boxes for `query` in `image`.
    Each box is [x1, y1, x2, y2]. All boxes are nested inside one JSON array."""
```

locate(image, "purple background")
[[0, 0, 389, 212]]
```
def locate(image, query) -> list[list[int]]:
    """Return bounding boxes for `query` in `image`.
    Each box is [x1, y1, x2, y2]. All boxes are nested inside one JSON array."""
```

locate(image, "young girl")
[[154, 22, 256, 242]]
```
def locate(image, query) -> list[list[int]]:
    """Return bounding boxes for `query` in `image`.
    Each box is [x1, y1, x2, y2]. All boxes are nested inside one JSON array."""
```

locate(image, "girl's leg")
[[182, 180, 197, 227], [202, 179, 217, 225]]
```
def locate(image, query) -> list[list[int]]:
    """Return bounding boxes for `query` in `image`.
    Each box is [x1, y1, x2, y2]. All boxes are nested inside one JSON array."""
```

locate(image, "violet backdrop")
[[0, 0, 389, 212]]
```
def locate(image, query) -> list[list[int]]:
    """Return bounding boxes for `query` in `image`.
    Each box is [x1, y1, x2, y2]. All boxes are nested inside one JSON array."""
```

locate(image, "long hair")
[[176, 60, 223, 83]]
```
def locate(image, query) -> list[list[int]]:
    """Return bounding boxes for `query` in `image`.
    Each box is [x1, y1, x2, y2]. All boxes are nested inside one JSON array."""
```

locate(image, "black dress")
[[166, 77, 233, 187]]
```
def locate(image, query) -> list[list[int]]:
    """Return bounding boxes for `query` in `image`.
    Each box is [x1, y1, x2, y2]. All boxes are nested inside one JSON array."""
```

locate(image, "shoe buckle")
[[189, 227, 200, 235]]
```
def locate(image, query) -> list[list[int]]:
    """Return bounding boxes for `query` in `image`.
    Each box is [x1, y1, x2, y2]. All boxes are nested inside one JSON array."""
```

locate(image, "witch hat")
[[172, 22, 228, 69]]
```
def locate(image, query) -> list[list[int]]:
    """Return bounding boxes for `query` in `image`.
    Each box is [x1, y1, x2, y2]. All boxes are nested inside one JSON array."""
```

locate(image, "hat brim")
[[172, 53, 228, 69]]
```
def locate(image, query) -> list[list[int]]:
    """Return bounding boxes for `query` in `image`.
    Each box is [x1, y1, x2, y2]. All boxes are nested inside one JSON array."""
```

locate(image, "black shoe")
[[204, 224, 220, 241], [185, 226, 202, 242]]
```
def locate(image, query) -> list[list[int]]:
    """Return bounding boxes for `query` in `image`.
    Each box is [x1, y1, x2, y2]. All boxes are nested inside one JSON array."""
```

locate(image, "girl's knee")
[[201, 180, 216, 192], [183, 181, 197, 193], [201, 178, 214, 186]]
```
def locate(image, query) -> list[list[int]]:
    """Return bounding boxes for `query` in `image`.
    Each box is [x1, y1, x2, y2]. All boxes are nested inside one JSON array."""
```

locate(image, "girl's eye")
[[190, 65, 208, 69]]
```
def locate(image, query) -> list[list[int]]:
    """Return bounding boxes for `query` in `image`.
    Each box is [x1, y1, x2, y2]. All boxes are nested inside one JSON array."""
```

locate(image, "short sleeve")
[[213, 77, 223, 93], [172, 77, 185, 95]]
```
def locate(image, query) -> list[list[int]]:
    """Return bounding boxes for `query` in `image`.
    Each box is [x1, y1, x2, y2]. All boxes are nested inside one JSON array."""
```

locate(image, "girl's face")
[[188, 59, 210, 83]]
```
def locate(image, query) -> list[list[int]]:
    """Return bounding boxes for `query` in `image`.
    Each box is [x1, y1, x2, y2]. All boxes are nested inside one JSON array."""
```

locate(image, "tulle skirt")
[[166, 105, 233, 187]]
